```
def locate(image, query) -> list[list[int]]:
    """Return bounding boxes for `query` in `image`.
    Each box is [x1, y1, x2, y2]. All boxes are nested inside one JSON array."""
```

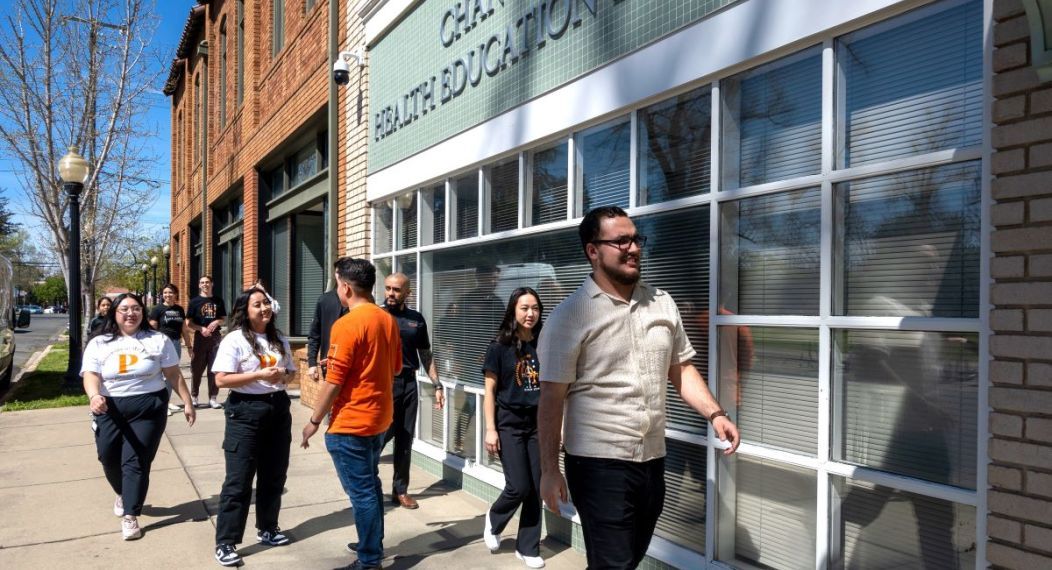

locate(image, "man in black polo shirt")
[[382, 273, 444, 509], [307, 263, 348, 380], [186, 275, 227, 409]]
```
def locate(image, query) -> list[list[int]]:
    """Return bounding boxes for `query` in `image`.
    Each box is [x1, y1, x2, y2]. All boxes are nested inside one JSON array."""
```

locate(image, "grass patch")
[[2, 343, 88, 411]]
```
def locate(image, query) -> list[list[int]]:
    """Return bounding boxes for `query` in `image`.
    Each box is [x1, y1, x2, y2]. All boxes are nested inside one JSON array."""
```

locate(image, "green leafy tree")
[[31, 276, 68, 306]]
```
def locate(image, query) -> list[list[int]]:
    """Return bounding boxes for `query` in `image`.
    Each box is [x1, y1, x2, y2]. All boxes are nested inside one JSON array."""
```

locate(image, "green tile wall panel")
[[370, 0, 739, 172]]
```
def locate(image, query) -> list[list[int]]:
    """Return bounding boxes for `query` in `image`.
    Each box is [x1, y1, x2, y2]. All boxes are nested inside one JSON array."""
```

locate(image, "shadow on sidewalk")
[[139, 496, 212, 535]]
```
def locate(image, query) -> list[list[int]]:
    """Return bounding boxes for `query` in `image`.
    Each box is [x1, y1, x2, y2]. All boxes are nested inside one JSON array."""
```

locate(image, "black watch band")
[[309, 418, 322, 426]]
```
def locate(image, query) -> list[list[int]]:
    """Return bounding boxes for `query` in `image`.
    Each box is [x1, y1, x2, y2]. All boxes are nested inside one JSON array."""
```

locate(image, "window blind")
[[417, 381, 444, 447], [428, 185, 446, 244], [396, 254, 417, 309], [530, 143, 568, 226], [835, 330, 978, 489], [294, 214, 325, 337], [656, 438, 707, 553], [721, 188, 822, 315], [732, 52, 822, 187], [374, 203, 393, 254], [836, 162, 981, 318], [639, 87, 711, 203], [579, 118, 630, 214], [398, 193, 418, 250], [270, 219, 291, 334], [455, 173, 479, 240], [489, 159, 518, 234], [842, 0, 982, 167], [833, 477, 976, 569], [721, 327, 819, 455]]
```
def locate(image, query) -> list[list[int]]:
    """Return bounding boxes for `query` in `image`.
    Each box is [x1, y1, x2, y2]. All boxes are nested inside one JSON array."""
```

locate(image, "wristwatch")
[[708, 409, 728, 422]]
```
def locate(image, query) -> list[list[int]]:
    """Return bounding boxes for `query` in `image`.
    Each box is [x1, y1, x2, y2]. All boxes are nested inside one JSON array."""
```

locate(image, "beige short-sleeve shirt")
[[538, 276, 695, 462]]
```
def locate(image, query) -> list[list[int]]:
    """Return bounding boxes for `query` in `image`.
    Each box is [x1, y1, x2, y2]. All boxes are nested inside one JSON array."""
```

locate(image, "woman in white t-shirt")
[[211, 288, 296, 567], [81, 293, 196, 541]]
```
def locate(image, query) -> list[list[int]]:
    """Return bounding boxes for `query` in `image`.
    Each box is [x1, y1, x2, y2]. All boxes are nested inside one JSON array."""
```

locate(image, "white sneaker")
[[209, 399, 222, 409], [483, 510, 500, 552], [122, 515, 142, 540], [516, 551, 545, 568], [167, 403, 182, 412], [113, 495, 123, 517], [191, 396, 199, 408]]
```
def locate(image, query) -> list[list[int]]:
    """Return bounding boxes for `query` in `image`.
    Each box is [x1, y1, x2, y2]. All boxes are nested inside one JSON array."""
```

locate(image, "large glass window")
[[723, 49, 822, 189], [395, 254, 417, 309], [720, 188, 821, 315], [834, 163, 981, 317], [453, 172, 479, 240], [577, 117, 630, 215], [423, 184, 446, 246], [271, 0, 284, 56], [639, 87, 711, 203], [839, 0, 982, 167], [529, 141, 568, 226], [487, 157, 519, 234]]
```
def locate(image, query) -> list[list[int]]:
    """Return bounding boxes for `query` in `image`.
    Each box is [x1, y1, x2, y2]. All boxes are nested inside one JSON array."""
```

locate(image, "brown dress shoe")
[[396, 494, 419, 509]]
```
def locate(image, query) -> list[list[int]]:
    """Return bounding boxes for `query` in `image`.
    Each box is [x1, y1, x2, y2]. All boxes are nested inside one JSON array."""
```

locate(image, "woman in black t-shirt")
[[481, 287, 545, 568], [87, 296, 112, 336]]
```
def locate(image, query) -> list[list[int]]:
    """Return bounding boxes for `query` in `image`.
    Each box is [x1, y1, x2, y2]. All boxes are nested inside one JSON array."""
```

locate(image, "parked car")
[[0, 257, 17, 394], [43, 306, 55, 314], [25, 305, 43, 314]]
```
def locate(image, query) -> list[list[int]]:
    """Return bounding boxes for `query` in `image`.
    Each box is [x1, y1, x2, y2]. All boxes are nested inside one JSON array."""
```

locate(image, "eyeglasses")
[[116, 306, 143, 314], [592, 234, 647, 251]]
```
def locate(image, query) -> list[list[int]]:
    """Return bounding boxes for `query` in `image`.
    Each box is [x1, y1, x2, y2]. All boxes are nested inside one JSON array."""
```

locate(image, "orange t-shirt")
[[324, 303, 403, 436]]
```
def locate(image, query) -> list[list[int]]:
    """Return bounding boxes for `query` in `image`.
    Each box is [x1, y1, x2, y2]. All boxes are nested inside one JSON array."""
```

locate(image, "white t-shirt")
[[80, 330, 179, 397], [211, 331, 296, 395]]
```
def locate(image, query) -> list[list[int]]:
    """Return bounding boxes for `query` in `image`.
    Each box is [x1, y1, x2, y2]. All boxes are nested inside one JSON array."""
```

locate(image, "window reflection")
[[834, 330, 978, 489], [454, 172, 479, 240], [578, 117, 631, 214], [639, 87, 711, 203], [720, 188, 821, 315], [530, 142, 568, 226], [833, 477, 976, 569], [723, 50, 822, 189], [397, 192, 417, 250], [424, 184, 446, 245], [374, 202, 393, 254], [835, 163, 980, 317], [488, 158, 518, 234]]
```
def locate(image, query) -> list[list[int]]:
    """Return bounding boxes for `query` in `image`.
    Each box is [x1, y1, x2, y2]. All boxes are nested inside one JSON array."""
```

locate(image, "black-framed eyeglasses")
[[592, 234, 647, 251]]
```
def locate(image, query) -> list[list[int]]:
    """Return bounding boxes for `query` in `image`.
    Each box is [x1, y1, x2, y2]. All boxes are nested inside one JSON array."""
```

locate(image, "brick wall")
[[168, 0, 365, 299], [988, 0, 1052, 567]]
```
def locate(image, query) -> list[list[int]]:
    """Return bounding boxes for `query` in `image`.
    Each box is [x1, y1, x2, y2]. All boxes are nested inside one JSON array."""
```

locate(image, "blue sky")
[[0, 1, 193, 235]]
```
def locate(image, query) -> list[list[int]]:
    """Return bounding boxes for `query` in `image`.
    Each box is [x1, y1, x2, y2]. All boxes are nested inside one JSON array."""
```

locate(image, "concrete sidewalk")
[[0, 395, 583, 569]]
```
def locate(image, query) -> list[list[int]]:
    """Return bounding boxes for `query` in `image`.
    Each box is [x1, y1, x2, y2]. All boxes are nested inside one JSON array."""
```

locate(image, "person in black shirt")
[[481, 287, 545, 568], [150, 283, 194, 415], [382, 273, 444, 510], [186, 276, 227, 409], [87, 296, 112, 336], [306, 263, 347, 380]]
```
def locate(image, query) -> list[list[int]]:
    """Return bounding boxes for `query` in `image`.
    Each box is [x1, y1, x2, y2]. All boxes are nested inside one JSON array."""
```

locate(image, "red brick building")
[[164, 0, 367, 340]]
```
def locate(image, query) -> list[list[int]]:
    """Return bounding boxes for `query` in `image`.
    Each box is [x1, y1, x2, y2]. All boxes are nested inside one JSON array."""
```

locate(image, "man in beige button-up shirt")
[[537, 206, 740, 570]]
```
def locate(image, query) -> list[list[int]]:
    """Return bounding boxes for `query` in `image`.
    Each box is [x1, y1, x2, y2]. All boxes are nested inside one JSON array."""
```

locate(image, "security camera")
[[333, 48, 365, 86]]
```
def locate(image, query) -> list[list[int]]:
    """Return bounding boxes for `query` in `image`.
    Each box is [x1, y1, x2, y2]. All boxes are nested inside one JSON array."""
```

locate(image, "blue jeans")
[[326, 432, 385, 565]]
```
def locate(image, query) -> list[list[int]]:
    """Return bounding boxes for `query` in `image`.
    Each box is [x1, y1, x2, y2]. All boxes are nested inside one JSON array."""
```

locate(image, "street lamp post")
[[59, 147, 90, 388], [162, 244, 170, 285], [141, 263, 148, 300], [150, 256, 159, 306]]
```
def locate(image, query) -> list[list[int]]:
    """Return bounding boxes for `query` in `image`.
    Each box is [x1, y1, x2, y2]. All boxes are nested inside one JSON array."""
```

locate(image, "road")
[[12, 314, 69, 381]]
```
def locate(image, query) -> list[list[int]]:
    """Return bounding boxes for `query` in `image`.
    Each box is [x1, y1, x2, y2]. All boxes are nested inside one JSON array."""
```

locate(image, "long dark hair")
[[228, 287, 287, 360], [91, 293, 153, 343], [495, 287, 543, 354]]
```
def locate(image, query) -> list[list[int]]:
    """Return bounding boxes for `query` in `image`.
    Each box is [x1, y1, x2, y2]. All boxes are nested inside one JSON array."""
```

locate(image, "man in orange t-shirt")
[[301, 257, 401, 570]]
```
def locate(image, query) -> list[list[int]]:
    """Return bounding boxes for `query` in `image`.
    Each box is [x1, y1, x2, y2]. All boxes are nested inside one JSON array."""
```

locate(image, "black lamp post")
[[141, 263, 148, 299], [162, 244, 170, 285], [150, 256, 159, 306], [59, 146, 90, 388]]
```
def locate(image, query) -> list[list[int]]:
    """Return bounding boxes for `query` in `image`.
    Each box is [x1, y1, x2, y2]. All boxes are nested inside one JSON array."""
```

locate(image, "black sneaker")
[[215, 544, 241, 566], [345, 541, 358, 553], [257, 528, 290, 546], [347, 560, 381, 570]]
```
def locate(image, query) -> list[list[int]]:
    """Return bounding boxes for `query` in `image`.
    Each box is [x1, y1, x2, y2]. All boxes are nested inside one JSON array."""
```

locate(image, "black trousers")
[[190, 331, 221, 398], [382, 374, 418, 497], [215, 391, 292, 546], [565, 454, 666, 570], [488, 406, 542, 557], [94, 389, 168, 517]]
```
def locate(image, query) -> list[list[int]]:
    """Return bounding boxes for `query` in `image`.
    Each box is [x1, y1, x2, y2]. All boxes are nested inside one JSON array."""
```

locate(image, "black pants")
[[94, 389, 168, 517], [488, 406, 542, 557], [382, 375, 418, 497], [215, 391, 292, 546], [565, 454, 666, 569], [190, 332, 220, 399]]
